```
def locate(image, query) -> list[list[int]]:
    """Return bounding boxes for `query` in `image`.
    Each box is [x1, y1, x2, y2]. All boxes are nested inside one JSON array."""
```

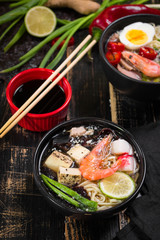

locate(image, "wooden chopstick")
[[0, 35, 97, 138], [0, 34, 92, 136], [146, 4, 160, 9]]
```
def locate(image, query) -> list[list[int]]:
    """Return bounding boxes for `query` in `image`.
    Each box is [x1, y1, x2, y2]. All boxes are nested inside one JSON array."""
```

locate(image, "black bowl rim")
[[33, 117, 146, 217], [99, 14, 160, 86]]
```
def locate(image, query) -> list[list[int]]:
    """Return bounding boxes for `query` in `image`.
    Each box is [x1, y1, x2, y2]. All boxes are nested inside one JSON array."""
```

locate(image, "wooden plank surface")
[[0, 1, 160, 239]]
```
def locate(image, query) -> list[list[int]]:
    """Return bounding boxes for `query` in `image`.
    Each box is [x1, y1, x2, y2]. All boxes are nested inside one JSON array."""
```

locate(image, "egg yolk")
[[125, 29, 148, 45]]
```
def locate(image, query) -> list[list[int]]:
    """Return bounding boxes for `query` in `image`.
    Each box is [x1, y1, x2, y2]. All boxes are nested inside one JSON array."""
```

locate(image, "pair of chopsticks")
[[0, 35, 97, 138]]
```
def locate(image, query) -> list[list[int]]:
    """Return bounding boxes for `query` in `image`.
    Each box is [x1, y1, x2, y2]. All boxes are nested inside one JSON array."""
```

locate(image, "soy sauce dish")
[[33, 118, 146, 217], [99, 14, 160, 101], [6, 68, 72, 132]]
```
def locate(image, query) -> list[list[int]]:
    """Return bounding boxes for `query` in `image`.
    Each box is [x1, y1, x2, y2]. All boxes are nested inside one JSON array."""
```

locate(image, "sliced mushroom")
[[120, 58, 134, 71]]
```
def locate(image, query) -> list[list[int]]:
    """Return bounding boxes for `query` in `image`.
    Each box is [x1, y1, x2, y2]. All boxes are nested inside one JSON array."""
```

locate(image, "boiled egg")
[[119, 22, 155, 50]]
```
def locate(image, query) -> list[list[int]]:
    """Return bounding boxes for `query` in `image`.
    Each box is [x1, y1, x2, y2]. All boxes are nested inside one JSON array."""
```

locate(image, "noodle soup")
[[36, 118, 145, 213], [105, 22, 160, 82]]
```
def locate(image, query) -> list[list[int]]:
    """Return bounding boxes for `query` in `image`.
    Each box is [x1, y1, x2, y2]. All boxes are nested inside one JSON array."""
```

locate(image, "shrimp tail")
[[122, 51, 160, 78]]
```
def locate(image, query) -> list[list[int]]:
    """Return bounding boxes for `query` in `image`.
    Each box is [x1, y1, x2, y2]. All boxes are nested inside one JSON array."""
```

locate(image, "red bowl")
[[6, 68, 72, 132]]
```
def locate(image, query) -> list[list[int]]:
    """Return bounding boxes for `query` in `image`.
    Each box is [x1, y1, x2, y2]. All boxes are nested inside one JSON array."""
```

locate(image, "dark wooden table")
[[0, 1, 160, 239]]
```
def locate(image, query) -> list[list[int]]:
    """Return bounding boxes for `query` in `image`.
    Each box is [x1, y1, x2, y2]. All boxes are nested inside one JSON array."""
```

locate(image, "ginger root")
[[45, 0, 100, 15]]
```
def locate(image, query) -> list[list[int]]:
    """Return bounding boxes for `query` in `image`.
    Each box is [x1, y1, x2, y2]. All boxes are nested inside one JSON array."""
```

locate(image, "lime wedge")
[[25, 6, 57, 37], [99, 172, 135, 200]]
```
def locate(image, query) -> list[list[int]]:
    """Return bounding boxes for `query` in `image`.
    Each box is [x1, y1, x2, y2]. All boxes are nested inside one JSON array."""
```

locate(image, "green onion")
[[37, 0, 48, 5], [57, 18, 71, 25], [131, 0, 148, 4], [39, 28, 72, 68], [0, 16, 22, 41], [4, 22, 26, 52], [41, 174, 98, 212], [46, 36, 70, 69], [5, 0, 20, 1], [0, 54, 34, 73], [42, 177, 81, 209], [9, 0, 30, 8], [0, 0, 40, 25]]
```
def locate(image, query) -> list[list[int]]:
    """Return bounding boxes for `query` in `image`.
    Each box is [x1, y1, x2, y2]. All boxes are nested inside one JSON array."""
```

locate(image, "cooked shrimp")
[[122, 51, 160, 77], [79, 135, 125, 180]]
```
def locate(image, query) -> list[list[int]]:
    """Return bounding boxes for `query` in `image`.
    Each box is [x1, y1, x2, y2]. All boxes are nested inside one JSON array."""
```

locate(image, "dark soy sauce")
[[13, 79, 66, 114]]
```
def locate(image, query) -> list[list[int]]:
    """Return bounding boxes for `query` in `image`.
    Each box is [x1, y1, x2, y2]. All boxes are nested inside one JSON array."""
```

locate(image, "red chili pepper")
[[105, 51, 121, 66], [139, 47, 157, 60], [107, 42, 125, 52], [51, 37, 75, 49], [89, 4, 160, 37]]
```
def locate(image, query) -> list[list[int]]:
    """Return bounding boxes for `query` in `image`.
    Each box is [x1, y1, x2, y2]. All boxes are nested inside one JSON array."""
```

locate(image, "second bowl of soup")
[[99, 14, 160, 101]]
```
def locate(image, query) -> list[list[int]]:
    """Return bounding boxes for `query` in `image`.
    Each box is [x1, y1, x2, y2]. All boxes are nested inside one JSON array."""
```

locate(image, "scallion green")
[[41, 174, 98, 212]]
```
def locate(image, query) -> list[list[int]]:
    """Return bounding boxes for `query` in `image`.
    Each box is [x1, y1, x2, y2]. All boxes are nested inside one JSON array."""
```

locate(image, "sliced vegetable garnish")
[[41, 174, 97, 212], [25, 6, 57, 37], [105, 51, 121, 66], [139, 46, 157, 60], [107, 42, 125, 52], [99, 172, 135, 200]]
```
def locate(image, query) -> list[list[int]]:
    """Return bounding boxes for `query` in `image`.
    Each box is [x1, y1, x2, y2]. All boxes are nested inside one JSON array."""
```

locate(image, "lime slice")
[[99, 172, 135, 200], [25, 6, 57, 37]]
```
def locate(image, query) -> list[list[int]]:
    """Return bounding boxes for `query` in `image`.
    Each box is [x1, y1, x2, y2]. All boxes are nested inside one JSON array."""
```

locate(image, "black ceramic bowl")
[[33, 117, 146, 217], [99, 14, 160, 101]]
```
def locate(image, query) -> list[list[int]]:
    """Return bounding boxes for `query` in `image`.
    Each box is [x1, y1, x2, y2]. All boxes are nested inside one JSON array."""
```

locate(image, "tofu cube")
[[58, 167, 81, 186], [67, 144, 90, 165], [111, 139, 133, 155], [44, 150, 73, 173]]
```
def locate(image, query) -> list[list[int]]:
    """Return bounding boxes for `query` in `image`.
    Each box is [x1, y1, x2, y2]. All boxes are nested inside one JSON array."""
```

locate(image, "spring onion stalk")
[[0, 54, 34, 73], [37, 0, 49, 5], [9, 0, 30, 8], [0, 16, 22, 41], [46, 34, 71, 69], [0, 0, 19, 2], [42, 177, 82, 209], [4, 22, 26, 52], [131, 0, 148, 4], [57, 18, 71, 26], [39, 28, 72, 68], [41, 174, 98, 211]]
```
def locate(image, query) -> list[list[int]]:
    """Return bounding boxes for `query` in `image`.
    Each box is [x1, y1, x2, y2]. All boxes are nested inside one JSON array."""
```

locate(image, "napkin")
[[114, 121, 160, 240]]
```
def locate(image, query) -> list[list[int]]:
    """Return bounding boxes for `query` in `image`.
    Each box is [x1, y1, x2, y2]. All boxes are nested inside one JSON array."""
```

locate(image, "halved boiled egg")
[[119, 22, 155, 50]]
